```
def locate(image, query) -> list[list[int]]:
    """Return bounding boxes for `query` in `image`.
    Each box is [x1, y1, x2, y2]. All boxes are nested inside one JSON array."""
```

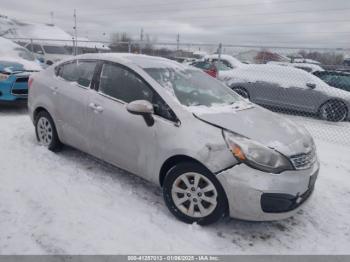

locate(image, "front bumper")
[[216, 160, 319, 221], [0, 74, 29, 103]]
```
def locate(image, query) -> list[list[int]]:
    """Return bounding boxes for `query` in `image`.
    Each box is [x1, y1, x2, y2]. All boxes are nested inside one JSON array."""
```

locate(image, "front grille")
[[11, 77, 29, 97], [15, 77, 29, 83], [290, 148, 316, 170], [261, 185, 315, 213], [11, 89, 28, 95]]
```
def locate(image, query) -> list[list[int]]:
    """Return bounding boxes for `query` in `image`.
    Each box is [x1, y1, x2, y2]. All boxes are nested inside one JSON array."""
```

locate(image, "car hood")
[[0, 58, 42, 72], [190, 102, 314, 156]]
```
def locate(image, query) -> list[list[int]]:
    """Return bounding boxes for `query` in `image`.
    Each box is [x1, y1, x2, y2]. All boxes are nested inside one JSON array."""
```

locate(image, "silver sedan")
[[28, 53, 319, 225]]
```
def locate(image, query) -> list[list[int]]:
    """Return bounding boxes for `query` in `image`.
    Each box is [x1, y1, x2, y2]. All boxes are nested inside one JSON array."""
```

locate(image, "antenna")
[[50, 11, 54, 25], [176, 33, 180, 56], [73, 9, 78, 56]]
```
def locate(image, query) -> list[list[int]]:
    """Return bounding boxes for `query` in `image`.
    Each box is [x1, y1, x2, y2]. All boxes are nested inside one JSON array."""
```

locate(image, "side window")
[[211, 59, 232, 69], [99, 63, 154, 103], [59, 60, 97, 88], [60, 61, 79, 82], [31, 44, 44, 54], [153, 94, 178, 122], [99, 63, 178, 122]]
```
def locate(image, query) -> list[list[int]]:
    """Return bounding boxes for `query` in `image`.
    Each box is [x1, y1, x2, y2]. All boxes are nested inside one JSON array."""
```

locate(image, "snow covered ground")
[[0, 106, 349, 255]]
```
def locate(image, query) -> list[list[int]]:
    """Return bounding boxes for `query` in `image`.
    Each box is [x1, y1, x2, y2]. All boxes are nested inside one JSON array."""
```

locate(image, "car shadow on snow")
[[50, 143, 311, 250], [0, 104, 28, 115]]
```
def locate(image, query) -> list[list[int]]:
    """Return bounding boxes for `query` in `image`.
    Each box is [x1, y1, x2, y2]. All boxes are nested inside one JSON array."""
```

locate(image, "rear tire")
[[163, 162, 228, 225], [232, 87, 250, 99], [318, 100, 348, 122], [35, 111, 62, 152]]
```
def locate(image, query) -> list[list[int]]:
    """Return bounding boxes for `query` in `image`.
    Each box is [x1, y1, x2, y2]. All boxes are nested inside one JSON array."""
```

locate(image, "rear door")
[[53, 59, 97, 152]]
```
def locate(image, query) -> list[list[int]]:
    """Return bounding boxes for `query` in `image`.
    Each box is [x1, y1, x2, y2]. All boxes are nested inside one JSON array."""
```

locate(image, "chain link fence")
[[6, 37, 350, 145]]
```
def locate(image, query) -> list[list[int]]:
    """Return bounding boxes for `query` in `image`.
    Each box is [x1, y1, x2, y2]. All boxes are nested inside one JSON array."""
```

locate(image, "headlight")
[[223, 130, 294, 173], [0, 73, 10, 82]]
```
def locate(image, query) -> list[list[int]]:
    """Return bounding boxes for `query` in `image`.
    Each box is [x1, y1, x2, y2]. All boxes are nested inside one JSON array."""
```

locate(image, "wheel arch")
[[159, 155, 210, 187], [33, 106, 49, 121], [33, 106, 63, 141], [319, 98, 349, 113]]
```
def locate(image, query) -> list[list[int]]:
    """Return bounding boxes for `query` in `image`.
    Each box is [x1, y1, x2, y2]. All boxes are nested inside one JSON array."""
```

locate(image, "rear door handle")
[[88, 102, 104, 113]]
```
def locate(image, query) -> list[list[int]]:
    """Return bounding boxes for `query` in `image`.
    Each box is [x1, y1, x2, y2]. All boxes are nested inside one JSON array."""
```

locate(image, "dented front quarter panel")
[[150, 112, 237, 184]]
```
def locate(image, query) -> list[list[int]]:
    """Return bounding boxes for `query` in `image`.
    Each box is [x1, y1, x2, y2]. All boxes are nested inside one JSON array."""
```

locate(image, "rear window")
[[57, 60, 97, 87]]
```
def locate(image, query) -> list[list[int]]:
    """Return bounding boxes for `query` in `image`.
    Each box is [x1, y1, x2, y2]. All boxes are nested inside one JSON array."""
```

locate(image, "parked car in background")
[[171, 57, 197, 64], [24, 42, 71, 66], [190, 60, 231, 78], [29, 53, 318, 225], [343, 58, 350, 67], [313, 71, 350, 92], [206, 54, 350, 122], [0, 37, 42, 104], [268, 61, 324, 73]]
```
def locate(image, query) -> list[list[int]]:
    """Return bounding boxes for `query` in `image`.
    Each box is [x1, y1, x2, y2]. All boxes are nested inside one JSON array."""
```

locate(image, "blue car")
[[0, 37, 42, 104]]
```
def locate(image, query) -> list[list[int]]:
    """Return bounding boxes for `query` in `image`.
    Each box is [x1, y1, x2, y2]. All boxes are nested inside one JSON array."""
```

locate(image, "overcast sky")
[[1, 0, 350, 48]]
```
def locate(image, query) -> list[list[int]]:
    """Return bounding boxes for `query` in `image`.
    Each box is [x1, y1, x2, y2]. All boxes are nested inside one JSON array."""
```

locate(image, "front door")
[[86, 62, 178, 178]]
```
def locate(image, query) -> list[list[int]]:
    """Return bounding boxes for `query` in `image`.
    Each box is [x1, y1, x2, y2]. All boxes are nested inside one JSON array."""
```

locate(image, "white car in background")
[[24, 42, 72, 66]]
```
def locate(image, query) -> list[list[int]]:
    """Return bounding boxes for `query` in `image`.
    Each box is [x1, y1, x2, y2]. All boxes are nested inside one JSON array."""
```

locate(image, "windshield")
[[43, 45, 69, 55], [14, 47, 36, 61], [144, 68, 241, 107]]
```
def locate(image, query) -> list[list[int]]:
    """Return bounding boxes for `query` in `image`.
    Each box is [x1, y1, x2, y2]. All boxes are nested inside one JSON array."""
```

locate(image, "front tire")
[[35, 111, 62, 152], [163, 162, 228, 225], [319, 100, 348, 122]]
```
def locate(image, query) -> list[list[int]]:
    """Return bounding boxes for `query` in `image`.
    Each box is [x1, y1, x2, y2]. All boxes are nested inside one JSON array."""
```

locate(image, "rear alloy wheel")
[[319, 101, 348, 122], [163, 162, 227, 225], [232, 88, 250, 99], [35, 111, 62, 152]]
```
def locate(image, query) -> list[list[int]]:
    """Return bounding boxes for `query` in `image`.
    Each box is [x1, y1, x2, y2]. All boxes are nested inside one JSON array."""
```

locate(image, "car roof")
[[73, 53, 191, 70]]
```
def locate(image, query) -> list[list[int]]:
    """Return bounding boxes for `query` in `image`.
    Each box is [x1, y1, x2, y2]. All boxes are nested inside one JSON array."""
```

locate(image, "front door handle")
[[89, 102, 104, 113], [50, 86, 59, 95]]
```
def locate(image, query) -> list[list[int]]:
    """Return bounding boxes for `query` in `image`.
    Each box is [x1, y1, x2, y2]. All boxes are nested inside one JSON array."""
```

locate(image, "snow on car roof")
[[77, 53, 192, 70], [0, 37, 42, 71]]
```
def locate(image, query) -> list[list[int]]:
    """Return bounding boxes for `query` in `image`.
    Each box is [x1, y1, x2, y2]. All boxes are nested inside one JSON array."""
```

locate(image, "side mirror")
[[126, 100, 154, 126], [306, 83, 316, 89]]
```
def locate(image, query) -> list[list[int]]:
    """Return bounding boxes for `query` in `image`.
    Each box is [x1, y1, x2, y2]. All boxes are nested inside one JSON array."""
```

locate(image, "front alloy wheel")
[[319, 101, 348, 122], [37, 117, 53, 146], [172, 172, 218, 218], [35, 111, 62, 152], [163, 162, 228, 225]]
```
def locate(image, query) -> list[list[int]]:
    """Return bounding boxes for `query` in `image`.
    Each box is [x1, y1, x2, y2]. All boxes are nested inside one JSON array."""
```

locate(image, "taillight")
[[28, 77, 34, 88], [205, 69, 217, 78]]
